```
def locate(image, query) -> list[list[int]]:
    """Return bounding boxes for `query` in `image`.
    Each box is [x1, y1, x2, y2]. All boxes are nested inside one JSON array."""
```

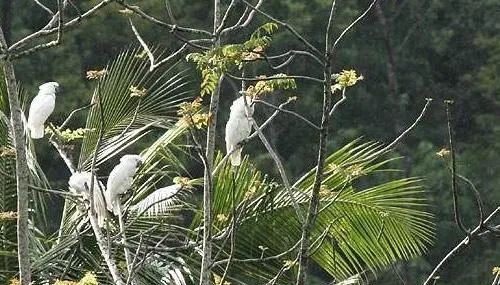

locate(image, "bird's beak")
[[56, 85, 62, 94], [136, 160, 143, 168]]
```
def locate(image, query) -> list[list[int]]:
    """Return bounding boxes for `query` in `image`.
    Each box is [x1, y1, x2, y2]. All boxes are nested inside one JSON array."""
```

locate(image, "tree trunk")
[[199, 0, 221, 284], [0, 27, 31, 285]]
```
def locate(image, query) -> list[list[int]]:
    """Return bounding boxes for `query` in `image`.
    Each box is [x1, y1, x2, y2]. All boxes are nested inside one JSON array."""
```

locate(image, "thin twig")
[[213, 239, 301, 267], [117, 2, 212, 36], [221, 0, 265, 35], [118, 205, 133, 281], [341, 98, 433, 169], [128, 20, 188, 72], [32, 0, 55, 16], [217, 173, 238, 285], [227, 73, 324, 84], [240, 0, 323, 58], [59, 103, 95, 130], [253, 99, 320, 130], [423, 206, 500, 285], [328, 88, 346, 117], [215, 0, 237, 35], [119, 98, 142, 138], [261, 50, 325, 69], [10, 0, 64, 58], [445, 100, 470, 236], [10, 0, 113, 52], [331, 0, 377, 52], [248, 112, 305, 222], [126, 235, 144, 285], [47, 124, 76, 173]]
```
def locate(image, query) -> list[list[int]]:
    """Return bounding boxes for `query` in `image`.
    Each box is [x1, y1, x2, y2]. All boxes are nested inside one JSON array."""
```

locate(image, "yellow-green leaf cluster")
[[186, 23, 278, 97], [245, 74, 297, 98], [0, 211, 17, 221], [331, 69, 364, 93], [0, 146, 15, 157], [46, 124, 94, 142], [53, 272, 98, 285], [129, 85, 147, 98], [86, 69, 107, 80], [178, 97, 211, 129]]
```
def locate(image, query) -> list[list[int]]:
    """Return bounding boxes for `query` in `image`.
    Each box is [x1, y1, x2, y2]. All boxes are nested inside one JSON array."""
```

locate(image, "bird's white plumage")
[[225, 96, 254, 166], [105, 154, 143, 215], [68, 171, 107, 228], [27, 82, 59, 139]]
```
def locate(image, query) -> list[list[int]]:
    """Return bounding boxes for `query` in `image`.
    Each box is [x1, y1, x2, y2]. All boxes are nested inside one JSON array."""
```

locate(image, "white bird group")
[[225, 95, 254, 166], [68, 155, 143, 228], [27, 82, 146, 228], [28, 83, 256, 228]]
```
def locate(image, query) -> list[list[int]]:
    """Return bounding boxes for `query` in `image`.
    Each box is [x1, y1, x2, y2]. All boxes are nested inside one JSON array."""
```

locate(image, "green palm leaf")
[[203, 140, 434, 284], [78, 47, 193, 170]]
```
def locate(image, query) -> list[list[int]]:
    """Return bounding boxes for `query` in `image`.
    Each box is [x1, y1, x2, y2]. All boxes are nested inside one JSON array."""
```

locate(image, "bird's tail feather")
[[230, 148, 243, 166], [29, 124, 44, 139], [112, 203, 121, 216], [94, 190, 107, 228]]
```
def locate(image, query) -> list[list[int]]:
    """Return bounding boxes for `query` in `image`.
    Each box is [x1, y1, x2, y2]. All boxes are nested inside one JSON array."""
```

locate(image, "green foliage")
[[77, 47, 193, 170], [185, 140, 434, 283], [45, 123, 95, 143], [246, 73, 297, 98], [186, 22, 278, 96]]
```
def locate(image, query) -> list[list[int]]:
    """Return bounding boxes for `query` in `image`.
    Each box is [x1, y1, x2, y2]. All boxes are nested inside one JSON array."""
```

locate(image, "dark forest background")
[[1, 0, 499, 283]]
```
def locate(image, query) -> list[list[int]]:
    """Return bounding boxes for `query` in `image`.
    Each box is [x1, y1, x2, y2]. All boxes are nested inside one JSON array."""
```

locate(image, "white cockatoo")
[[68, 171, 107, 228], [27, 82, 59, 139], [105, 154, 143, 216], [225, 95, 254, 166]]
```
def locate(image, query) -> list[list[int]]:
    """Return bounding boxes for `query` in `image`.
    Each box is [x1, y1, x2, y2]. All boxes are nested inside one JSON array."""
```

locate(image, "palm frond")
[[201, 141, 434, 284], [131, 184, 183, 216], [78, 47, 194, 170]]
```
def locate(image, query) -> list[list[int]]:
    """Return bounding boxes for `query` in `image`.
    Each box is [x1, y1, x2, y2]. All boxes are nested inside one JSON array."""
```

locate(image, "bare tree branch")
[[116, 1, 212, 36], [329, 88, 346, 117], [227, 73, 324, 84], [240, 0, 323, 58], [261, 50, 325, 69], [32, 0, 55, 16], [221, 0, 265, 35], [423, 206, 500, 285], [129, 19, 189, 72], [9, 0, 113, 52], [445, 100, 470, 236], [253, 99, 320, 130], [247, 106, 305, 222], [332, 0, 377, 52], [296, 0, 336, 282]]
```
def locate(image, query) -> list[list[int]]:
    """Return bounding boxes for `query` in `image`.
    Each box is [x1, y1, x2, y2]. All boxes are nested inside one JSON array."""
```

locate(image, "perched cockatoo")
[[225, 95, 254, 166], [27, 82, 59, 139], [105, 154, 143, 216], [68, 171, 107, 228]]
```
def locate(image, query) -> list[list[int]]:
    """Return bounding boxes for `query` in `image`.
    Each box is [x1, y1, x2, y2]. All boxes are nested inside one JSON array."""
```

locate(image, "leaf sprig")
[[187, 22, 279, 97], [245, 73, 297, 98]]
